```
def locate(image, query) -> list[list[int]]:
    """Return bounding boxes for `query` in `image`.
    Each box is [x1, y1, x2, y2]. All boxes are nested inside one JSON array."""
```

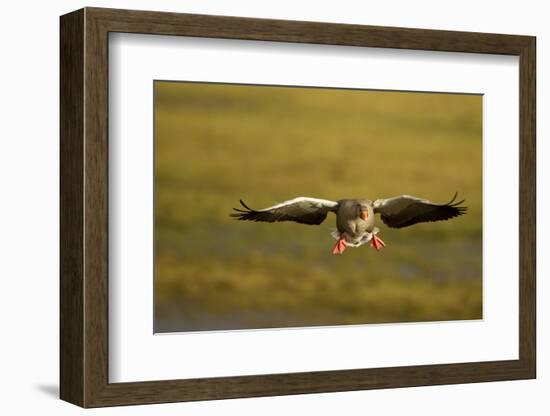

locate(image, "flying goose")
[[231, 194, 467, 254]]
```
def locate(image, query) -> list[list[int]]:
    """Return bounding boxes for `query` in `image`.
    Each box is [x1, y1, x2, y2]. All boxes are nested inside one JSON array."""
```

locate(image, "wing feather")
[[373, 193, 467, 228], [230, 197, 338, 225]]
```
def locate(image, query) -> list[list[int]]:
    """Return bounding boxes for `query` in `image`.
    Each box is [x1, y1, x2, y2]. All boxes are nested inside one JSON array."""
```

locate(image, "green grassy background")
[[154, 81, 482, 332]]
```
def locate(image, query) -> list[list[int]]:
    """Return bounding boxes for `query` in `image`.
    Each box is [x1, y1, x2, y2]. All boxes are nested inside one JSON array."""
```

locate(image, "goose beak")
[[360, 210, 369, 220]]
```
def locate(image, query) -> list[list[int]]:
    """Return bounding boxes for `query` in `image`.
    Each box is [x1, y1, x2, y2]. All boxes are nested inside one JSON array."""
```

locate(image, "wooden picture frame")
[[60, 7, 536, 408]]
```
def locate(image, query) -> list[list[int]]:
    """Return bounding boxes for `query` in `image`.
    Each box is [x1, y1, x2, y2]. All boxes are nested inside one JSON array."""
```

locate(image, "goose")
[[230, 193, 467, 254]]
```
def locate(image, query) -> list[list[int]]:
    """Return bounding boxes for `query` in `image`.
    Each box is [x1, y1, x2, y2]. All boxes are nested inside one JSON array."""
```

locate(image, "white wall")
[[0, 1, 545, 414]]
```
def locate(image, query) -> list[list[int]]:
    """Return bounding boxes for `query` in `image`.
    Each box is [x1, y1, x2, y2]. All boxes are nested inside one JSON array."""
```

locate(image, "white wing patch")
[[373, 195, 428, 213], [263, 197, 338, 212]]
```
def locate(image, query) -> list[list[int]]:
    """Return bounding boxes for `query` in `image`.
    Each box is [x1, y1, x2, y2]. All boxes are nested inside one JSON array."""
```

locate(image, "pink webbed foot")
[[332, 237, 348, 255], [370, 234, 386, 251]]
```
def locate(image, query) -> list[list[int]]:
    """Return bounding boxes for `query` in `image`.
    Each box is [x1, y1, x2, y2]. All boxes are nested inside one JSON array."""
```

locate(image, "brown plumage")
[[231, 194, 467, 254]]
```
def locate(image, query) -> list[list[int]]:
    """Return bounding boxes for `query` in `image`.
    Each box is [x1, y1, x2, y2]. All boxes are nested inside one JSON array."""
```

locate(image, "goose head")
[[355, 200, 372, 221]]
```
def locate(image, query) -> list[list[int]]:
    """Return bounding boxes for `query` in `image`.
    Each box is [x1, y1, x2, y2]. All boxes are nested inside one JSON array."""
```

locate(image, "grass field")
[[154, 81, 482, 332]]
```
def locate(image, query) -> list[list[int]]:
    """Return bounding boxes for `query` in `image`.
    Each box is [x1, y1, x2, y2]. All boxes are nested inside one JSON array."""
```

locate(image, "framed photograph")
[[60, 7, 536, 408]]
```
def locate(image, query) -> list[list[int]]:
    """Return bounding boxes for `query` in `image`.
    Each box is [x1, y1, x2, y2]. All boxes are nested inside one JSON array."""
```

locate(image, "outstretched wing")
[[231, 197, 338, 225], [373, 193, 467, 229]]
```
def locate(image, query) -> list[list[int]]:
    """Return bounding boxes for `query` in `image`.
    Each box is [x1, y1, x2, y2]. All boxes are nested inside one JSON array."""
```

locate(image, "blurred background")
[[154, 81, 482, 332]]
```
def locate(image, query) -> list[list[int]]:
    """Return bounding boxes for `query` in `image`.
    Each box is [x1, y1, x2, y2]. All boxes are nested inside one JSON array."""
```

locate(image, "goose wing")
[[231, 197, 338, 225], [373, 193, 467, 229]]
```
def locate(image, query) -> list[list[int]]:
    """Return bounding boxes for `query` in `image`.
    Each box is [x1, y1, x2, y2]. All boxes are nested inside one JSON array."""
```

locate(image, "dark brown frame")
[[60, 7, 536, 408]]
